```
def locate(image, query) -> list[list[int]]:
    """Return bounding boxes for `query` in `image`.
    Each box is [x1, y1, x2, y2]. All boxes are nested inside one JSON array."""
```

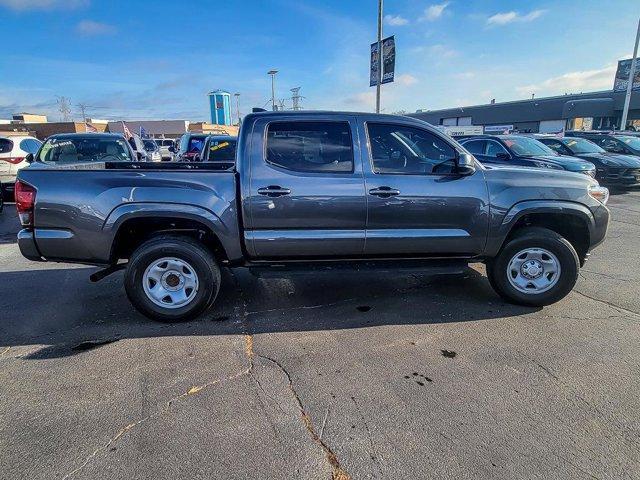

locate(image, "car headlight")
[[588, 185, 609, 205]]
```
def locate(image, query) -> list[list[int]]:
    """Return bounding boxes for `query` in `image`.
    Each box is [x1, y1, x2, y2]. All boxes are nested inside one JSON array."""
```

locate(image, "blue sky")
[[0, 0, 638, 121]]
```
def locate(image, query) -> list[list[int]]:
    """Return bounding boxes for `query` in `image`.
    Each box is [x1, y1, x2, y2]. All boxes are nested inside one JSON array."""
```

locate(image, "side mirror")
[[25, 153, 34, 164], [456, 153, 476, 175], [496, 152, 510, 160]]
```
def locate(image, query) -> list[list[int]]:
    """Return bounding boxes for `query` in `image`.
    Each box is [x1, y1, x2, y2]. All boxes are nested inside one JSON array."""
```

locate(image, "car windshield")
[[37, 137, 133, 163], [143, 140, 158, 151], [561, 137, 606, 154], [204, 139, 237, 162], [503, 136, 557, 156], [618, 135, 640, 150]]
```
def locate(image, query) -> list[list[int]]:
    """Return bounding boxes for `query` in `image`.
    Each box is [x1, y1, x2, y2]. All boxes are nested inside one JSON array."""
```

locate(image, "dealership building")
[[410, 89, 640, 134]]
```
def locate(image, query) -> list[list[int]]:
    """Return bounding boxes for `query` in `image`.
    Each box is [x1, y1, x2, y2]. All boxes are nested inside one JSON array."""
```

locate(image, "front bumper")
[[589, 204, 610, 251], [596, 167, 640, 186]]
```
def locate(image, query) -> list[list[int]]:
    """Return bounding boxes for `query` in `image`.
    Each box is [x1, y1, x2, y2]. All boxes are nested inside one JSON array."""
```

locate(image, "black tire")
[[124, 235, 221, 322], [487, 227, 580, 307]]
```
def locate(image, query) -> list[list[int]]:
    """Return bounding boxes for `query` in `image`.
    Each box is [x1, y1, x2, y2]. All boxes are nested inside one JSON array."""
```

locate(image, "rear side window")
[[266, 121, 353, 173], [205, 139, 237, 163], [0, 138, 13, 154]]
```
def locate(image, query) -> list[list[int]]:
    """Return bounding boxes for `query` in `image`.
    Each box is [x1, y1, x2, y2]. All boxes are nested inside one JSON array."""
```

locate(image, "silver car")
[[143, 139, 162, 162], [156, 139, 176, 161]]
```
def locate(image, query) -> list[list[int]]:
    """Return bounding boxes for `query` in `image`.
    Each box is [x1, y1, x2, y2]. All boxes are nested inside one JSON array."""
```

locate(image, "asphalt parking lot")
[[1, 191, 639, 480]]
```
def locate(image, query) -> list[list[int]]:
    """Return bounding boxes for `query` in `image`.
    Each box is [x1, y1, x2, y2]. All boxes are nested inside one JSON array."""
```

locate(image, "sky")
[[0, 0, 638, 121]]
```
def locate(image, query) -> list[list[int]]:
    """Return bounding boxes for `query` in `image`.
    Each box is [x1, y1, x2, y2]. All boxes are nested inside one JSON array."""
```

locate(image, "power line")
[[56, 96, 72, 121], [290, 87, 304, 110]]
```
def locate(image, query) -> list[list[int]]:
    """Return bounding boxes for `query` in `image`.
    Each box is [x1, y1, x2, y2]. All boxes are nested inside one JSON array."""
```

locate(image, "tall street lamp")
[[268, 70, 278, 111], [234, 92, 241, 124]]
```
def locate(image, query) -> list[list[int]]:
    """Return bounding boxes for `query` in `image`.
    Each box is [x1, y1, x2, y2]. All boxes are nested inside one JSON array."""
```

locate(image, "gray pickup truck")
[[16, 112, 610, 321]]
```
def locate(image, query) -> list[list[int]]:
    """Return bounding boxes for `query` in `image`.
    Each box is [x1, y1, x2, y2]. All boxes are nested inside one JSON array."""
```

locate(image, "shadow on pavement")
[[0, 263, 539, 360]]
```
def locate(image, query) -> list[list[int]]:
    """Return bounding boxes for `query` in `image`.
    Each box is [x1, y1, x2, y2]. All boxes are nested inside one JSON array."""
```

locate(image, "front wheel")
[[487, 227, 580, 307], [124, 235, 221, 321]]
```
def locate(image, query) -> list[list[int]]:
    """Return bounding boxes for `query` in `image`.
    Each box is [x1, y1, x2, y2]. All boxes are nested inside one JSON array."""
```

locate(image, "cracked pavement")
[[1, 189, 640, 479]]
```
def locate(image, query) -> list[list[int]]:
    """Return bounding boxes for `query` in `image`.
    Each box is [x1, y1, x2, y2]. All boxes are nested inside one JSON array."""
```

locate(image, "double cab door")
[[243, 115, 489, 259]]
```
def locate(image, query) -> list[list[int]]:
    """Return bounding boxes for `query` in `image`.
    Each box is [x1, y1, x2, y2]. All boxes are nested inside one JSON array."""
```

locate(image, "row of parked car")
[[456, 130, 640, 189]]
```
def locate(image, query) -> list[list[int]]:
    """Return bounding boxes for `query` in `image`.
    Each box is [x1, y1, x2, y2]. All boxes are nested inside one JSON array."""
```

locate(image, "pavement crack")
[[256, 353, 351, 480], [246, 297, 358, 316], [350, 396, 384, 477], [573, 289, 640, 316]]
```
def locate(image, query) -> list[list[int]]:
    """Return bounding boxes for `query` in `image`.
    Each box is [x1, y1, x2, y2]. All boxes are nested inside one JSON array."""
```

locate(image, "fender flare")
[[486, 200, 595, 257], [102, 202, 240, 262]]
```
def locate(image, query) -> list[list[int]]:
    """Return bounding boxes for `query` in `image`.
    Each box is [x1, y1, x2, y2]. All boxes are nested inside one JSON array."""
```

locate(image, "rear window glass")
[[37, 137, 133, 164], [0, 138, 13, 154], [266, 121, 353, 173], [205, 139, 237, 162]]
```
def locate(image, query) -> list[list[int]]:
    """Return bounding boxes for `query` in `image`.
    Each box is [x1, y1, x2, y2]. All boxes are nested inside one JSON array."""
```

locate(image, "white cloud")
[[427, 44, 458, 58], [421, 2, 450, 22], [397, 74, 418, 86], [0, 0, 87, 10], [515, 64, 617, 96], [384, 14, 409, 26], [487, 9, 546, 26], [76, 20, 116, 36]]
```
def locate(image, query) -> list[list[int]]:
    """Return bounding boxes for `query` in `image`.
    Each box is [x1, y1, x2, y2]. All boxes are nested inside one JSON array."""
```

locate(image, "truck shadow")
[[0, 265, 539, 360]]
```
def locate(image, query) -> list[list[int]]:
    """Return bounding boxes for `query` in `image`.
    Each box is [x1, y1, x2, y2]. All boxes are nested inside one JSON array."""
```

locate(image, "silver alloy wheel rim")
[[142, 257, 199, 309], [507, 248, 561, 294]]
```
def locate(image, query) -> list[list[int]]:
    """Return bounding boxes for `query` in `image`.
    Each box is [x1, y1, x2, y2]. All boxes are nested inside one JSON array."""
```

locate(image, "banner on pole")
[[370, 35, 395, 87], [613, 57, 640, 92]]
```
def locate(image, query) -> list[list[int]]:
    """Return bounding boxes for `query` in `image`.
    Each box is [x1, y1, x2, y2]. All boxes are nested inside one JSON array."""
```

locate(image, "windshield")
[[37, 137, 133, 163], [204, 139, 237, 162], [618, 136, 640, 150], [503, 136, 557, 156], [561, 137, 606, 154]]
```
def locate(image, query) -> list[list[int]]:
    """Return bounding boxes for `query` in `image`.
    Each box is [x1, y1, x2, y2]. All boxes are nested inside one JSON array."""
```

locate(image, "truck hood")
[[483, 163, 598, 187], [570, 152, 640, 168], [519, 154, 595, 172]]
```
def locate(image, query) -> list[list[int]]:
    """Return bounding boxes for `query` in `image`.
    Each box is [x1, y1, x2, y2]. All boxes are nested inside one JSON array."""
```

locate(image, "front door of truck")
[[244, 115, 366, 258], [361, 121, 489, 256]]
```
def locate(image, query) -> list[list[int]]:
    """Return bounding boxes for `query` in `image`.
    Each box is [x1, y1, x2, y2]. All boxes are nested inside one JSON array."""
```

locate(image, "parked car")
[[127, 134, 150, 161], [15, 111, 609, 321], [33, 133, 135, 164], [195, 135, 237, 166], [0, 135, 42, 200], [156, 139, 177, 161], [566, 131, 640, 157], [459, 135, 596, 177], [143, 139, 162, 162], [176, 133, 208, 162], [536, 135, 640, 188]]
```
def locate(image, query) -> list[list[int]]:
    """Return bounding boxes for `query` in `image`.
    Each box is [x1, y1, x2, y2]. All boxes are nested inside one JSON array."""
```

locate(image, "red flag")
[[122, 121, 132, 140]]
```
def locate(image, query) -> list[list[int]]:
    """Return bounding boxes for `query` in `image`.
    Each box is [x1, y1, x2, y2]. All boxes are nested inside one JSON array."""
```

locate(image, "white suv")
[[0, 135, 42, 199]]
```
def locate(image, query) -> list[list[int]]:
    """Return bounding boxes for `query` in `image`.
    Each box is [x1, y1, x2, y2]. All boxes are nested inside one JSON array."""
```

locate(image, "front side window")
[[37, 137, 133, 163], [485, 140, 509, 158], [367, 123, 457, 175], [266, 121, 353, 173], [462, 140, 485, 155]]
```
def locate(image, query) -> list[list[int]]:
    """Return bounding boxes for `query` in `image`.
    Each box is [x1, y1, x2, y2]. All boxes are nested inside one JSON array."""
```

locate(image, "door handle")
[[369, 186, 400, 198], [257, 185, 291, 197]]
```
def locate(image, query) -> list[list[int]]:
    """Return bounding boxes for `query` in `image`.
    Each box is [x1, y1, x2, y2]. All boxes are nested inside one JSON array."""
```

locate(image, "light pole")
[[268, 70, 278, 111], [375, 0, 383, 113], [234, 92, 241, 124], [621, 18, 640, 131]]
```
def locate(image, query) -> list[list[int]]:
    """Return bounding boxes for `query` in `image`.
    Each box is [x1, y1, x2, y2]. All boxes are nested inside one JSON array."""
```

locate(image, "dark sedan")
[[459, 135, 596, 177], [536, 135, 640, 188]]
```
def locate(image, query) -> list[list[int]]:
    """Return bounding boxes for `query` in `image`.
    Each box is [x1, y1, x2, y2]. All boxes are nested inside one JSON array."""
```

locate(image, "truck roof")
[[45, 133, 125, 140], [245, 110, 425, 123]]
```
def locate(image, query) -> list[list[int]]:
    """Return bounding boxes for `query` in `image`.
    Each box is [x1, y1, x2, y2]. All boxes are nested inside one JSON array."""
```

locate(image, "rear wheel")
[[487, 227, 580, 307], [125, 235, 221, 321]]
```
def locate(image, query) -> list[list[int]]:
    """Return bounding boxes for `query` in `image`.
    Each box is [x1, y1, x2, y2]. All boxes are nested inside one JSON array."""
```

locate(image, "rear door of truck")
[[243, 114, 366, 258]]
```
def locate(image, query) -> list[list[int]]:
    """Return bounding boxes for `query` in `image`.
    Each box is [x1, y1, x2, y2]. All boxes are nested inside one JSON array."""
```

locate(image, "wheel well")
[[111, 217, 228, 263], [506, 213, 590, 263]]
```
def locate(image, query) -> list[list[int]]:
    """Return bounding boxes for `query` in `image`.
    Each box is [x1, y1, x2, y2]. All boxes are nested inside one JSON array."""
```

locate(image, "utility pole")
[[268, 70, 278, 111], [621, 17, 640, 131], [375, 0, 383, 113], [290, 87, 304, 111], [234, 93, 241, 124]]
